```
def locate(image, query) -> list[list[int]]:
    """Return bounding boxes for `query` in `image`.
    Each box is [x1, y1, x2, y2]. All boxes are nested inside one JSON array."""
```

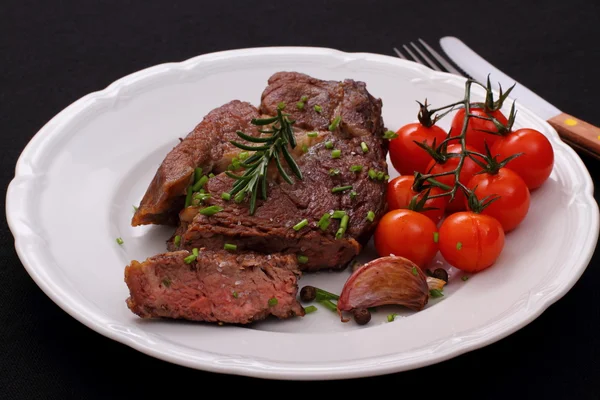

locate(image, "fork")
[[393, 39, 467, 78], [392, 39, 600, 160]]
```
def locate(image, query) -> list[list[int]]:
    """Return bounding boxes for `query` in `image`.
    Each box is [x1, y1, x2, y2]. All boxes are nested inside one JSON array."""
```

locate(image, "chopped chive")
[[319, 299, 338, 312], [232, 291, 239, 298], [293, 219, 309, 231], [349, 165, 363, 172], [297, 255, 309, 264], [238, 151, 249, 161], [433, 232, 439, 243], [328, 116, 342, 131], [314, 104, 322, 113], [277, 101, 286, 110], [324, 141, 333, 149], [199, 205, 223, 216], [296, 101, 305, 110], [174, 235, 181, 248], [335, 214, 349, 239], [184, 248, 199, 264], [430, 289, 444, 298], [132, 205, 138, 212], [360, 142, 369, 153], [376, 171, 385, 180], [387, 313, 398, 322], [193, 192, 211, 202], [462, 276, 469, 281], [209, 173, 215, 178], [331, 149, 341, 158], [307, 131, 318, 138], [368, 169, 377, 179], [412, 266, 418, 276], [268, 297, 278, 307], [384, 174, 390, 181], [383, 130, 399, 139], [192, 175, 209, 191], [221, 192, 231, 201], [456, 242, 463, 250], [302, 144, 308, 153], [184, 186, 193, 207], [116, 237, 124, 245], [162, 278, 171, 287], [194, 167, 204, 182], [224, 243, 237, 252], [317, 213, 331, 230], [329, 168, 341, 176], [304, 305, 317, 314], [366, 210, 375, 222], [349, 191, 357, 200], [300, 95, 308, 102], [332, 210, 346, 219], [331, 185, 352, 194]]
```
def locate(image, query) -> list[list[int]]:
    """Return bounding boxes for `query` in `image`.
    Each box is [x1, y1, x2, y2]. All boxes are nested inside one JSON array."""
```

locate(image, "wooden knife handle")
[[548, 113, 600, 159]]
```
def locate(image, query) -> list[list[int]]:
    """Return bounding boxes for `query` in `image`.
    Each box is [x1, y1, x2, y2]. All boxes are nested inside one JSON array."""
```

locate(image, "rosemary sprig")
[[227, 104, 302, 215]]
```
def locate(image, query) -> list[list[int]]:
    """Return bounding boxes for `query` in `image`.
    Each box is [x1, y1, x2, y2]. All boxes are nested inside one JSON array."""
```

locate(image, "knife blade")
[[439, 36, 600, 159]]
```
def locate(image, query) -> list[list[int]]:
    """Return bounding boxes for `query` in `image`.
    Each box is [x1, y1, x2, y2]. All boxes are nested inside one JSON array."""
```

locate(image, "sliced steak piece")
[[132, 100, 261, 226], [125, 250, 304, 324], [170, 73, 388, 271]]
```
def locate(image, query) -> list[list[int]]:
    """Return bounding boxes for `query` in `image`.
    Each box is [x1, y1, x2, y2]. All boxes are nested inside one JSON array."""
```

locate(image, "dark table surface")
[[2, 1, 599, 398]]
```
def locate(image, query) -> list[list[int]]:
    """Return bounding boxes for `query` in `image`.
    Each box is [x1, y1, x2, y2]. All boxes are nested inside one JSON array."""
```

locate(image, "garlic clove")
[[337, 256, 430, 314]]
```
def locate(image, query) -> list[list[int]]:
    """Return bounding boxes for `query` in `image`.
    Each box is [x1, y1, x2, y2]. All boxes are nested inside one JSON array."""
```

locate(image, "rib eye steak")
[[125, 72, 388, 323]]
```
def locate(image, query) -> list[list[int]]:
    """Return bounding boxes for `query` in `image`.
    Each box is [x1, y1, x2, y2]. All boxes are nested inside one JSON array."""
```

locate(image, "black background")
[[2, 1, 599, 398]]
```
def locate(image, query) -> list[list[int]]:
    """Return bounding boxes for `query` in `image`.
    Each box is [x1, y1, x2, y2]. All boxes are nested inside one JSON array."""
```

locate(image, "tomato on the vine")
[[386, 175, 448, 223], [491, 128, 554, 190], [389, 123, 447, 175], [426, 143, 483, 213], [374, 209, 439, 268], [466, 168, 530, 232], [450, 108, 507, 152], [438, 212, 505, 272]]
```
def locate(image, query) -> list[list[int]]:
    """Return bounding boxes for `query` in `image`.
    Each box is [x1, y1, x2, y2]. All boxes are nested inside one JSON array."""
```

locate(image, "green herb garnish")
[[293, 219, 308, 231], [332, 210, 346, 219], [268, 297, 278, 307], [304, 305, 317, 314], [174, 235, 181, 248], [462, 276, 469, 281], [349, 165, 363, 172], [317, 213, 331, 231], [329, 116, 342, 131], [162, 278, 171, 287], [456, 242, 463, 250], [360, 142, 369, 153], [331, 149, 341, 158], [433, 232, 439, 243], [232, 291, 239, 298], [224, 243, 237, 252], [199, 205, 223, 216], [329, 168, 341, 176], [314, 104, 322, 113], [331, 185, 352, 194], [430, 289, 444, 298], [324, 141, 333, 149], [297, 255, 309, 264], [383, 130, 398, 139], [366, 210, 375, 222], [335, 215, 349, 239], [296, 101, 305, 110], [387, 313, 398, 322], [221, 192, 231, 201], [226, 105, 302, 215], [368, 169, 377, 179], [307, 131, 318, 138], [116, 237, 124, 245], [412, 266, 418, 276], [184, 248, 199, 264], [350, 191, 357, 200]]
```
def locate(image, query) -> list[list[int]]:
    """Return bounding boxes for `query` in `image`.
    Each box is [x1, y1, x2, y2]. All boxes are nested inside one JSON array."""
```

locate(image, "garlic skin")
[[337, 256, 430, 313], [427, 276, 447, 291]]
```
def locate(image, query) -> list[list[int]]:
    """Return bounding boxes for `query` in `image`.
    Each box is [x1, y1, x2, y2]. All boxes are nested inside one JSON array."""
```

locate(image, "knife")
[[439, 36, 600, 159]]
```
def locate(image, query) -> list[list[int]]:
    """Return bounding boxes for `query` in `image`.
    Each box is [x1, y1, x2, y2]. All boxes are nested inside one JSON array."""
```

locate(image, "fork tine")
[[392, 47, 407, 59], [418, 38, 464, 76], [402, 44, 422, 64], [410, 42, 442, 72]]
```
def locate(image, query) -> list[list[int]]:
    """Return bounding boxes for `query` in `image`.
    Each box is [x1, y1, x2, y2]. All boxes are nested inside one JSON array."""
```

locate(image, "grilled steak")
[[125, 250, 304, 323], [125, 72, 387, 324], [169, 72, 388, 271], [132, 100, 262, 226]]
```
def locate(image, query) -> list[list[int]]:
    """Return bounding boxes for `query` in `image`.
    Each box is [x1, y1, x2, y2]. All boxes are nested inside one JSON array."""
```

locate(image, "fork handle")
[[548, 113, 600, 159]]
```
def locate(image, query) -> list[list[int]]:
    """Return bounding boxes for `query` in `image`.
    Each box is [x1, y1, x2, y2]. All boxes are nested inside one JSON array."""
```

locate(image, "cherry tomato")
[[491, 128, 554, 190], [438, 212, 505, 272], [466, 168, 530, 232], [389, 122, 448, 175], [386, 175, 448, 223], [374, 209, 439, 268], [450, 108, 508, 152], [426, 143, 483, 213]]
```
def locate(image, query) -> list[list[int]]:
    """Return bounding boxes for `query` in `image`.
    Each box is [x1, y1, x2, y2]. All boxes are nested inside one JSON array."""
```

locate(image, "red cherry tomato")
[[386, 175, 449, 223], [374, 209, 439, 268], [450, 108, 508, 152], [426, 143, 483, 213], [466, 168, 531, 232], [491, 128, 554, 189], [438, 212, 505, 272], [389, 122, 448, 175]]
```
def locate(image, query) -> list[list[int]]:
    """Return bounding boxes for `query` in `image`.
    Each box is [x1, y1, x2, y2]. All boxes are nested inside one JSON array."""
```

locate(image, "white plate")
[[6, 47, 598, 380]]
